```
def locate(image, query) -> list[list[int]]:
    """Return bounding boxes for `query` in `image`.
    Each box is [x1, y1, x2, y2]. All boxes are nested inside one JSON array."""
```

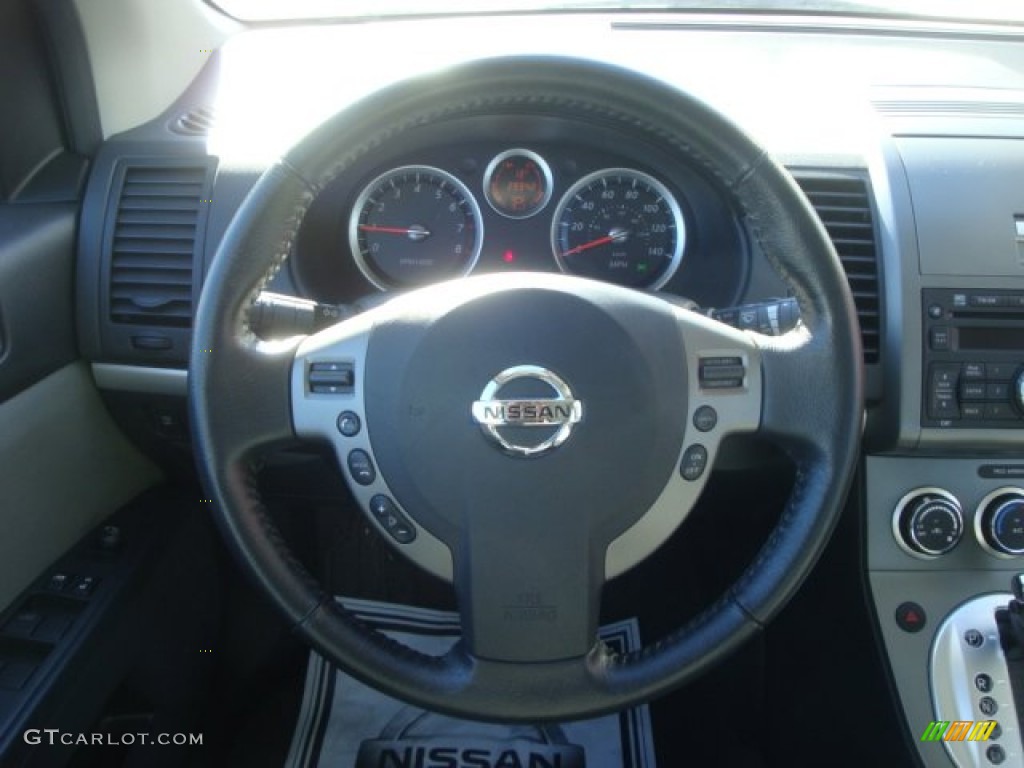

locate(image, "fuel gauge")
[[483, 149, 553, 219]]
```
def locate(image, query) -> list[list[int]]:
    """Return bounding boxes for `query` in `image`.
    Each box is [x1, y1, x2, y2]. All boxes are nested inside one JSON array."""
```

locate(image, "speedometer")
[[349, 166, 483, 290], [551, 168, 685, 290]]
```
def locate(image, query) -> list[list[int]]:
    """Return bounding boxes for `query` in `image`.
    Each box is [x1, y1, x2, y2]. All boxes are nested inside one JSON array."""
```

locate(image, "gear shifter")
[[996, 574, 1024, 721], [997, 574, 1024, 646], [929, 587, 1023, 766]]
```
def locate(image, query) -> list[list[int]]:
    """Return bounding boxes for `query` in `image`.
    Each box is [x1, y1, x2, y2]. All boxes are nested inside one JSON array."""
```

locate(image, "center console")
[[869, 457, 1024, 767], [866, 131, 1024, 768]]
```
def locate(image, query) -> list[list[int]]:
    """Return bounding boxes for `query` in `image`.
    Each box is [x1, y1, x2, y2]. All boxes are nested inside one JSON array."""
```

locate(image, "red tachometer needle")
[[561, 234, 615, 257]]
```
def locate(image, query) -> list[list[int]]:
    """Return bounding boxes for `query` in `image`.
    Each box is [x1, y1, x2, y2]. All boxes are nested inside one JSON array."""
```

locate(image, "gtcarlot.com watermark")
[[24, 729, 203, 747]]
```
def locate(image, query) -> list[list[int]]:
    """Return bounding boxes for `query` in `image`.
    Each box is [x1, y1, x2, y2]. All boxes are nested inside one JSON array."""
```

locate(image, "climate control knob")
[[976, 488, 1024, 558], [893, 488, 964, 558], [1014, 370, 1024, 414]]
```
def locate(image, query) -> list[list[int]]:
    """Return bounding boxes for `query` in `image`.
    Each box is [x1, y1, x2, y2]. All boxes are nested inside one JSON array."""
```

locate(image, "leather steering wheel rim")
[[189, 56, 863, 722]]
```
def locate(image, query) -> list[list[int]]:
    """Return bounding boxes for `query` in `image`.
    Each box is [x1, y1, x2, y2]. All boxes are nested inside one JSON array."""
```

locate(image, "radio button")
[[986, 403, 1018, 420], [963, 363, 987, 380], [932, 365, 959, 385], [929, 365, 961, 420], [988, 364, 1018, 380], [963, 404, 985, 420], [929, 396, 959, 420], [961, 382, 987, 401], [930, 327, 951, 351], [988, 382, 1011, 401], [970, 294, 1006, 308]]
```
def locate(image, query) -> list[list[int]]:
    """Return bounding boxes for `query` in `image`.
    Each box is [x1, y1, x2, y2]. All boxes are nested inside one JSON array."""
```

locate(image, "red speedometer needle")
[[561, 228, 628, 258], [561, 235, 615, 257], [358, 224, 430, 236]]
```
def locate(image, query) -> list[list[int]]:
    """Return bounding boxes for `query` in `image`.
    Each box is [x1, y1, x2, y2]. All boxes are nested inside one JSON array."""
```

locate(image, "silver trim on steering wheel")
[[290, 312, 455, 580]]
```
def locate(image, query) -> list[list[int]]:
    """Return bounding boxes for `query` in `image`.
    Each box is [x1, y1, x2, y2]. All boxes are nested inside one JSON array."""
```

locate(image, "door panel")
[[0, 205, 160, 612], [0, 362, 160, 611]]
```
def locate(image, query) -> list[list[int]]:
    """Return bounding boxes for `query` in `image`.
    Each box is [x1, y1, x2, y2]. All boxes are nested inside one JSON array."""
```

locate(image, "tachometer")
[[551, 168, 685, 290], [349, 166, 483, 290]]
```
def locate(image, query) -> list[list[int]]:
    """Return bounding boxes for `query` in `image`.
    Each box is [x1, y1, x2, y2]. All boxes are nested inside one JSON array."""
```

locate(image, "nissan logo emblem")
[[471, 365, 583, 457]]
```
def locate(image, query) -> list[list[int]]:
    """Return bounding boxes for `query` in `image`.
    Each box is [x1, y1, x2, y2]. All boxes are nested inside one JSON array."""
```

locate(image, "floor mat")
[[285, 598, 657, 768]]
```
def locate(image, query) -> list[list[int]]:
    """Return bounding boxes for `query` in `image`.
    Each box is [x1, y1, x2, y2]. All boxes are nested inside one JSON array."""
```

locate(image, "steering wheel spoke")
[[756, 327, 849, 455], [189, 326, 300, 463], [292, 311, 456, 580], [605, 307, 762, 576], [676, 307, 763, 438], [291, 312, 373, 444], [453, 497, 604, 663]]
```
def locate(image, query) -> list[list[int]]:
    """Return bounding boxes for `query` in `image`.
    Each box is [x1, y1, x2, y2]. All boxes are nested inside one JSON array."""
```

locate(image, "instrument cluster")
[[290, 129, 750, 309], [348, 151, 687, 292]]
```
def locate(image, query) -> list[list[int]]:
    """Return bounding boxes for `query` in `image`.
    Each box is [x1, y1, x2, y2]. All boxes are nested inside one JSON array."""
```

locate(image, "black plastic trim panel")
[[0, 490, 194, 759], [0, 204, 77, 402], [30, 0, 103, 158]]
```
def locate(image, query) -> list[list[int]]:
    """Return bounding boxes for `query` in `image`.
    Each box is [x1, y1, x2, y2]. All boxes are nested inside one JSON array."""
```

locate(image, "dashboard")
[[70, 11, 1024, 768]]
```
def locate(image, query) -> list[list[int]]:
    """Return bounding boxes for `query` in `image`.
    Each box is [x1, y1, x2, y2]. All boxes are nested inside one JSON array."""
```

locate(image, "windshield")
[[209, 0, 1024, 24]]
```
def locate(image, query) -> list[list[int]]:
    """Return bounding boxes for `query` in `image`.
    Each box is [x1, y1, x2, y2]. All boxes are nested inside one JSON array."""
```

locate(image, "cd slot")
[[950, 310, 1024, 321]]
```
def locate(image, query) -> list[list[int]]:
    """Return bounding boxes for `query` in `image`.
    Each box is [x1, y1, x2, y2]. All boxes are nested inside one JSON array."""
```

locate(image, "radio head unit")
[[922, 288, 1024, 429]]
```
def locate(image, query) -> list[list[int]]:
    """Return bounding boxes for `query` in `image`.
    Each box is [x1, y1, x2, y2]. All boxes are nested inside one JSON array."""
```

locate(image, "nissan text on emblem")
[[471, 365, 583, 457]]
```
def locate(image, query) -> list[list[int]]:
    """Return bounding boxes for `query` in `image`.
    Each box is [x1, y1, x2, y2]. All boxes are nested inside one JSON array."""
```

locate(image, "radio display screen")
[[959, 327, 1024, 352]]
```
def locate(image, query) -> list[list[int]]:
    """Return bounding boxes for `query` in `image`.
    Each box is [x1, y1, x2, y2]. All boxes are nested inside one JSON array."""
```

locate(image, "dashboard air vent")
[[794, 173, 882, 364], [170, 106, 217, 136], [108, 164, 208, 328]]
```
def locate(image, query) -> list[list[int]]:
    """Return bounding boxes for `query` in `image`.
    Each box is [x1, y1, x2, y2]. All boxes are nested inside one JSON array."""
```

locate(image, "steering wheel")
[[189, 56, 862, 722]]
